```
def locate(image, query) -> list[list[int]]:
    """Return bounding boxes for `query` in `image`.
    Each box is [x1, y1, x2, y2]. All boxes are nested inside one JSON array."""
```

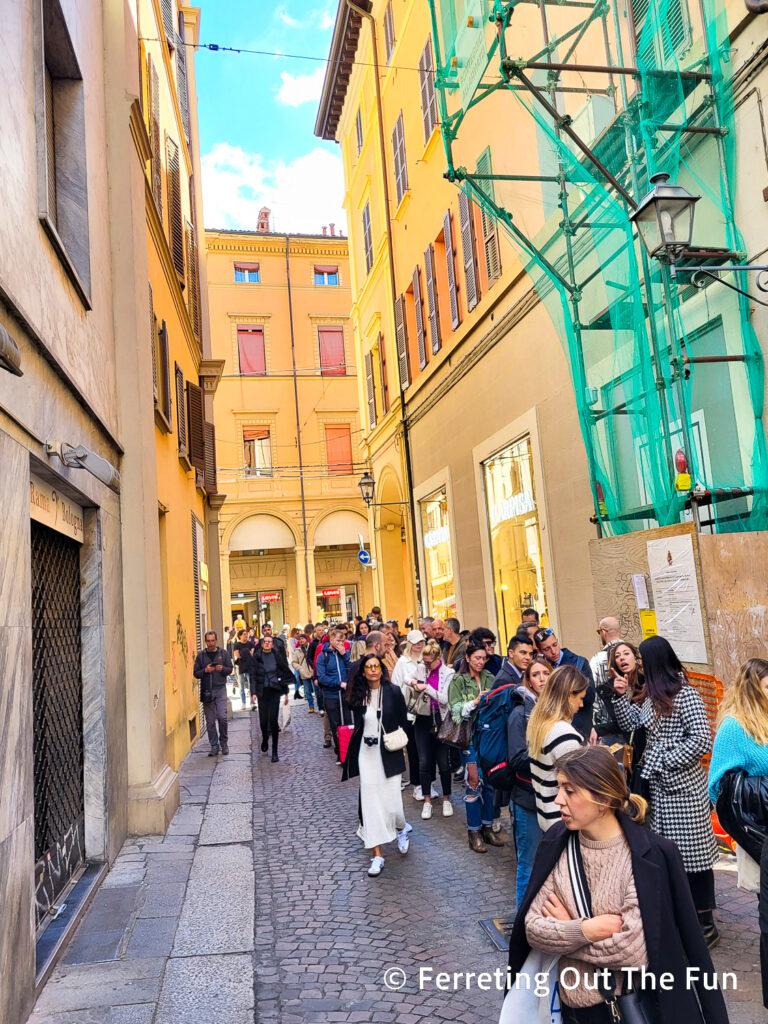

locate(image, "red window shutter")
[[424, 244, 441, 354], [243, 427, 270, 441], [378, 332, 389, 413], [237, 327, 266, 375], [413, 266, 427, 369], [325, 425, 353, 475], [314, 265, 338, 274], [458, 191, 480, 313], [318, 327, 346, 375], [234, 262, 260, 272], [443, 210, 460, 330], [186, 380, 205, 470], [394, 294, 410, 389]]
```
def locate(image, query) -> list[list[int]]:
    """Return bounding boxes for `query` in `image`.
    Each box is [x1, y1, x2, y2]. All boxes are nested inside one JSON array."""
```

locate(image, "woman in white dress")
[[342, 653, 412, 876]]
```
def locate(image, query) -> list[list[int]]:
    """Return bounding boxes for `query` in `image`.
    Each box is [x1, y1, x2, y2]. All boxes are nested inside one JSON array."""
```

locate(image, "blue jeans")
[[239, 671, 250, 706], [303, 677, 316, 709], [463, 749, 495, 831], [293, 669, 303, 697], [511, 801, 543, 910]]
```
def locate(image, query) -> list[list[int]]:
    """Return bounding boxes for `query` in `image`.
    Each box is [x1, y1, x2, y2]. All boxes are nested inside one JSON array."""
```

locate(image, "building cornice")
[[314, 1, 371, 141], [205, 233, 349, 259]]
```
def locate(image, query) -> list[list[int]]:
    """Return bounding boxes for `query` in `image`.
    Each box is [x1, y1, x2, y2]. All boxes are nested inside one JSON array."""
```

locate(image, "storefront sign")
[[647, 534, 707, 663], [489, 490, 535, 530], [259, 592, 280, 603], [322, 588, 341, 599], [30, 474, 84, 543], [423, 525, 450, 549]]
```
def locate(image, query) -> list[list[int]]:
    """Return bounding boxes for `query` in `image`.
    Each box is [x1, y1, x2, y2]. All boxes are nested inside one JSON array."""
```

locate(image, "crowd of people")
[[199, 605, 768, 1023]]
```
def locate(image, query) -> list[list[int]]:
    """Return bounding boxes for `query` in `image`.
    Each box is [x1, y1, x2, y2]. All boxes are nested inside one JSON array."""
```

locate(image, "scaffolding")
[[426, 0, 768, 534]]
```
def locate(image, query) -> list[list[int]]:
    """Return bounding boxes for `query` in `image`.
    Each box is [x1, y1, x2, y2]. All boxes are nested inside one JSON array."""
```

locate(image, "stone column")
[[219, 547, 232, 628], [294, 547, 310, 623], [206, 494, 226, 638]]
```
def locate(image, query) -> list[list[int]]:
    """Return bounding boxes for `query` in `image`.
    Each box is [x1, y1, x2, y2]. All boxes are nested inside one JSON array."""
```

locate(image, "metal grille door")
[[31, 520, 85, 927]]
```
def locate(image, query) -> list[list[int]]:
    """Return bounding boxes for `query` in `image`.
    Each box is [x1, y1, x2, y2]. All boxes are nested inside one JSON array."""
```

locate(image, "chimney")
[[257, 207, 271, 233], [329, 223, 335, 236], [322, 226, 327, 236]]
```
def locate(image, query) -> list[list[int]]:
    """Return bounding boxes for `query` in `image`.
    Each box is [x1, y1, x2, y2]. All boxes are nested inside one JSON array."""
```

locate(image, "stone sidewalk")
[[27, 701, 765, 1024]]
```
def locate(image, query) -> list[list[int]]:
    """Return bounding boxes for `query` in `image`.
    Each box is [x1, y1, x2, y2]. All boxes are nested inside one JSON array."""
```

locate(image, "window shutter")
[[424, 244, 441, 354], [204, 421, 217, 493], [318, 326, 346, 375], [237, 327, 266, 375], [166, 137, 185, 279], [394, 294, 410, 389], [458, 191, 480, 313], [176, 14, 190, 141], [149, 58, 162, 211], [185, 220, 201, 338], [175, 362, 187, 452], [392, 113, 408, 205], [443, 210, 460, 330], [161, 0, 175, 41], [356, 109, 364, 155], [413, 266, 427, 370], [160, 321, 171, 420], [476, 148, 501, 283], [325, 425, 353, 475], [378, 332, 390, 413], [419, 38, 438, 143], [384, 2, 395, 63], [186, 380, 205, 470], [362, 202, 373, 274], [364, 350, 377, 429], [149, 283, 158, 403]]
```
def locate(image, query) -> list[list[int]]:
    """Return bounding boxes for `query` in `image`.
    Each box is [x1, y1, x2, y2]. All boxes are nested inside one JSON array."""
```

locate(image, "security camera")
[[46, 441, 121, 492]]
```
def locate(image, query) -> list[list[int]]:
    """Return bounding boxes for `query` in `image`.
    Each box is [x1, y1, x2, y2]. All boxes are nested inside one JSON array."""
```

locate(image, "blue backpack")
[[473, 683, 518, 789]]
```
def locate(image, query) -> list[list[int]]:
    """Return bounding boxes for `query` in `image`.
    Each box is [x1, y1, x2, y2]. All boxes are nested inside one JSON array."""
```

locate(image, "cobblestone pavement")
[[28, 700, 764, 1023]]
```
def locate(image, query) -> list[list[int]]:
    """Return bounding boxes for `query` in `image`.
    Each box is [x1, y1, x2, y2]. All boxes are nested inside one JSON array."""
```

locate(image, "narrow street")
[[27, 701, 764, 1024]]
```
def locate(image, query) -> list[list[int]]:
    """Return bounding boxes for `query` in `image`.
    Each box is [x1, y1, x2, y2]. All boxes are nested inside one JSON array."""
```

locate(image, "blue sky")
[[194, 0, 347, 234]]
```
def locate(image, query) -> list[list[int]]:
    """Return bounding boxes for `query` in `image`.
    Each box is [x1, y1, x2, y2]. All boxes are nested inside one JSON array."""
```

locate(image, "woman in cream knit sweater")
[[507, 745, 728, 1024]]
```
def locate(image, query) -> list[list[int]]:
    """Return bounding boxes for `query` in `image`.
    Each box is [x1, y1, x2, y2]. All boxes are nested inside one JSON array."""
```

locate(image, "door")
[[31, 520, 84, 927]]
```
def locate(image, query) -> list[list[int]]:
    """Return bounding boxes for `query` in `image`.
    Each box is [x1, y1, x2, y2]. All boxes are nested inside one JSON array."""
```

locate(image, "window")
[[476, 148, 501, 283], [412, 266, 427, 370], [243, 427, 272, 477], [175, 363, 187, 455], [377, 333, 390, 414], [146, 56, 162, 212], [420, 487, 456, 618], [362, 202, 373, 275], [166, 136, 185, 280], [631, 0, 691, 68], [394, 294, 410, 389], [458, 191, 480, 313], [176, 13, 190, 141], [35, 0, 91, 304], [424, 243, 441, 354], [443, 210, 460, 330], [419, 38, 439, 143], [318, 327, 346, 376], [237, 327, 266, 375], [383, 2, 395, 64], [234, 262, 260, 283], [185, 218, 201, 338], [314, 265, 339, 286], [364, 351, 377, 429], [152, 298, 172, 429], [186, 380, 206, 470], [391, 113, 408, 205], [356, 108, 364, 156], [325, 425, 353, 475]]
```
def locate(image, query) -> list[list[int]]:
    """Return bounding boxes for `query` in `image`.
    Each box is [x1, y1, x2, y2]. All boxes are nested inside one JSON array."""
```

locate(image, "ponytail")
[[625, 792, 647, 824], [555, 745, 646, 823]]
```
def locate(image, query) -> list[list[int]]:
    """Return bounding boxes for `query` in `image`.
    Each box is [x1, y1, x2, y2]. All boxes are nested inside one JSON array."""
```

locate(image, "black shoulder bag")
[[565, 832, 659, 1024]]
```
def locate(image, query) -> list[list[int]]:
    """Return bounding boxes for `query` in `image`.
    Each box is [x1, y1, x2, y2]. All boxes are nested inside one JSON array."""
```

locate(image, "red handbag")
[[337, 691, 354, 763]]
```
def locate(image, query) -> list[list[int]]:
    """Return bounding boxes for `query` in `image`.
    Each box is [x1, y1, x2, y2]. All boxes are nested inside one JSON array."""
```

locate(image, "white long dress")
[[356, 691, 406, 849]]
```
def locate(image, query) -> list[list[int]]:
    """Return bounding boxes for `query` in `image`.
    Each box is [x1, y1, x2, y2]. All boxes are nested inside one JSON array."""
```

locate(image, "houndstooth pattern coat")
[[613, 683, 719, 873]]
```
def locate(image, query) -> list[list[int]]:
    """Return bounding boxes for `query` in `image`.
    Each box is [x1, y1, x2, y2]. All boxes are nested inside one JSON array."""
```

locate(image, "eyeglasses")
[[366, 664, 382, 672]]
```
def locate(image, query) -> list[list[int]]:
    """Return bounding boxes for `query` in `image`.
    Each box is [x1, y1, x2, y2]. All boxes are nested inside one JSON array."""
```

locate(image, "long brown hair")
[[527, 665, 588, 759], [555, 745, 647, 823], [718, 658, 768, 745], [608, 641, 645, 704]]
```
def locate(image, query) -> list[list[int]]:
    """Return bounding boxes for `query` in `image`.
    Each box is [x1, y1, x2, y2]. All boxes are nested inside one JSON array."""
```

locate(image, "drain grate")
[[479, 916, 515, 952]]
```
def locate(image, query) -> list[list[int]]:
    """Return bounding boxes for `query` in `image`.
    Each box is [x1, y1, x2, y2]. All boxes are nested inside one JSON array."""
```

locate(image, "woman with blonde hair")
[[506, 744, 728, 1024], [527, 665, 587, 831], [405, 639, 455, 818], [391, 629, 431, 800]]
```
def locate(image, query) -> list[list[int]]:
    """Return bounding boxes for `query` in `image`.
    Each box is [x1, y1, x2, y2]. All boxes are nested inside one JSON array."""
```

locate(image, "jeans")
[[302, 676, 316, 710], [203, 689, 228, 749], [511, 801, 543, 909], [463, 749, 495, 830], [259, 688, 282, 752], [315, 683, 325, 711], [238, 670, 250, 706], [293, 669, 303, 697], [413, 714, 451, 797], [321, 687, 351, 756]]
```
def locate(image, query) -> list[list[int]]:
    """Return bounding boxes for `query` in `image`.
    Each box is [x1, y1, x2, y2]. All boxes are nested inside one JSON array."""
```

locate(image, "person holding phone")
[[193, 631, 234, 756]]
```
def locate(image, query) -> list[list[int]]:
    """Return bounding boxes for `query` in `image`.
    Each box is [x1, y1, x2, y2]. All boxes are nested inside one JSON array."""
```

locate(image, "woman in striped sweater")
[[527, 665, 588, 831]]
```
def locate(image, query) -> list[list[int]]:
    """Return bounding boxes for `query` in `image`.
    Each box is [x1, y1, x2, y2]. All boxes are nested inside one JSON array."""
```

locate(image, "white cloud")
[[276, 67, 326, 107], [275, 5, 299, 27], [313, 5, 335, 29], [201, 142, 348, 236]]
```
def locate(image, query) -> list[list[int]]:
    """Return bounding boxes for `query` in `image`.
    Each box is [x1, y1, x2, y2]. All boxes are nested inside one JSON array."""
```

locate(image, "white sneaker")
[[442, 799, 454, 817], [368, 856, 385, 876], [412, 786, 425, 801], [421, 802, 433, 820], [430, 783, 440, 798], [397, 831, 410, 855]]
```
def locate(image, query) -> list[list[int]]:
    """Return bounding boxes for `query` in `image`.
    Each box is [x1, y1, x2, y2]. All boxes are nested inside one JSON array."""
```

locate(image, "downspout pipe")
[[344, 0, 423, 615], [286, 236, 312, 619]]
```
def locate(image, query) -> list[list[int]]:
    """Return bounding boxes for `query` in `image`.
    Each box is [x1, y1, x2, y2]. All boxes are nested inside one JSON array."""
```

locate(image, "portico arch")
[[224, 513, 303, 632], [309, 508, 373, 623]]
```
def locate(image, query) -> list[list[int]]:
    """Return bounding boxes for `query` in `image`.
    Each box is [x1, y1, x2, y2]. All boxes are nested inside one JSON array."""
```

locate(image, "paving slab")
[[31, 958, 164, 1014], [154, 952, 254, 1024], [199, 800, 253, 845], [172, 843, 254, 956]]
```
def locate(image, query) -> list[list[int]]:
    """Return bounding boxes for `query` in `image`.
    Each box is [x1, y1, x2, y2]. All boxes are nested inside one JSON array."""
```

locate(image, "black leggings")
[[686, 868, 715, 913], [259, 688, 282, 751], [413, 714, 451, 798]]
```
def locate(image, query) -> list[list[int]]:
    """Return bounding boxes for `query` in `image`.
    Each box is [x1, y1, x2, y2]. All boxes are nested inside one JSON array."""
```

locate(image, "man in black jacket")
[[494, 632, 535, 687], [193, 631, 233, 756]]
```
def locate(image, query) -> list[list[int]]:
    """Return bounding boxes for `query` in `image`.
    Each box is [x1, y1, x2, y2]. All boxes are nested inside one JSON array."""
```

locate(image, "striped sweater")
[[530, 721, 585, 831]]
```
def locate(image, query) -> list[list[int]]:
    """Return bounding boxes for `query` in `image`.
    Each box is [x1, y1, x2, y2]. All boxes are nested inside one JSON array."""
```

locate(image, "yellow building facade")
[[206, 225, 374, 630], [138, 0, 224, 770]]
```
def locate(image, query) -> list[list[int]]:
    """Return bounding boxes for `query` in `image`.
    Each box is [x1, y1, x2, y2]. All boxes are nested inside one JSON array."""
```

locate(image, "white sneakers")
[[443, 799, 454, 817], [368, 856, 385, 876], [397, 829, 410, 855], [412, 785, 425, 801], [421, 802, 433, 820]]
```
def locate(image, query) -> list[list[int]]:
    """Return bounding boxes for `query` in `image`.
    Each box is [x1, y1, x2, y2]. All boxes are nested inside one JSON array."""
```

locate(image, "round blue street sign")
[[358, 549, 371, 565]]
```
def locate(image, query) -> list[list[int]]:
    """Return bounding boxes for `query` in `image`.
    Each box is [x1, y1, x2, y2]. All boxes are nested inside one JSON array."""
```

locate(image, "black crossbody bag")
[[566, 832, 659, 1024]]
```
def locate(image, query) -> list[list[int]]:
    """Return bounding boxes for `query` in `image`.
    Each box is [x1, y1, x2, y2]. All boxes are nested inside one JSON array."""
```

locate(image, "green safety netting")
[[427, 0, 768, 534]]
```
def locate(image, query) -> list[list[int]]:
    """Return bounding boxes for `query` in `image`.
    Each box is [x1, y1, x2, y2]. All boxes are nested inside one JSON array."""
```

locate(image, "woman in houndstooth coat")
[[611, 635, 720, 948]]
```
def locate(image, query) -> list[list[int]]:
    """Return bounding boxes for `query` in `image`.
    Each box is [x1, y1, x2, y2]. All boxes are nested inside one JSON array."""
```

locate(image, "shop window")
[[243, 427, 271, 477], [237, 327, 266, 375], [319, 326, 346, 375], [235, 262, 260, 283], [482, 435, 548, 646], [420, 487, 456, 618], [325, 425, 353, 475]]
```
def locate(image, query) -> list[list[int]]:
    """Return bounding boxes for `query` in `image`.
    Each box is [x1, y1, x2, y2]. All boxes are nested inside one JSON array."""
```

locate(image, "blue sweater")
[[708, 715, 768, 801]]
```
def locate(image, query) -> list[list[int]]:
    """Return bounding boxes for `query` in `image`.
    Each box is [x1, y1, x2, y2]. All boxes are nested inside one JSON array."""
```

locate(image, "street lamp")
[[358, 471, 375, 507], [630, 172, 699, 264]]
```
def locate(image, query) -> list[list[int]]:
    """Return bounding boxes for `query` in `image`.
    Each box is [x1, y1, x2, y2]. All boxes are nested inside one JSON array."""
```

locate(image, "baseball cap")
[[406, 629, 426, 644]]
